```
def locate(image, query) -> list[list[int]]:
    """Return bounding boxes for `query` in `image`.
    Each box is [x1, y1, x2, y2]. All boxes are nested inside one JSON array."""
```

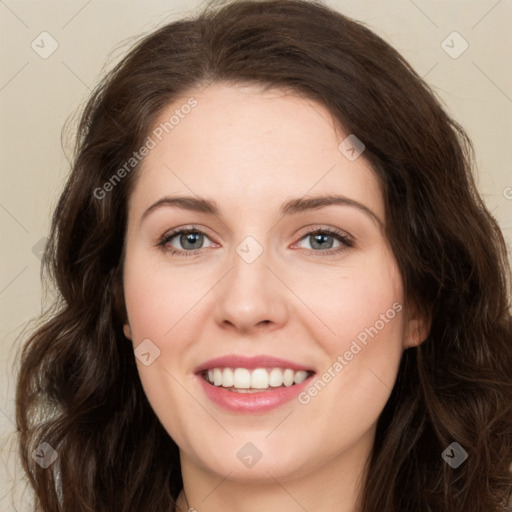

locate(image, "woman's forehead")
[[129, 83, 385, 224]]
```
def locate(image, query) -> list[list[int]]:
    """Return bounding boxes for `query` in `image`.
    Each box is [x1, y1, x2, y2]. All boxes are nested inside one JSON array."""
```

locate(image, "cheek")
[[298, 265, 404, 427], [122, 248, 200, 342], [296, 248, 405, 406], [296, 248, 404, 354], [121, 251, 201, 443], [123, 280, 168, 342]]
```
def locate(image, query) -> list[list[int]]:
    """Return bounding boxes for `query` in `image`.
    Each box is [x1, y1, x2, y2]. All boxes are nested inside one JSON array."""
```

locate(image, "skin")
[[122, 83, 427, 512]]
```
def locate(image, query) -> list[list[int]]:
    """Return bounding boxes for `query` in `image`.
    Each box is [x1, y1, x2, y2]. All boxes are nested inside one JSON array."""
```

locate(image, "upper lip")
[[194, 355, 315, 374]]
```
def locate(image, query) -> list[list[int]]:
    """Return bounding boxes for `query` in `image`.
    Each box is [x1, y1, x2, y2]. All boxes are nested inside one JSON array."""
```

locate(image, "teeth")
[[222, 367, 234, 387], [213, 368, 222, 386], [233, 368, 251, 388], [269, 368, 283, 387], [250, 368, 269, 389], [283, 368, 294, 387], [203, 367, 311, 389]]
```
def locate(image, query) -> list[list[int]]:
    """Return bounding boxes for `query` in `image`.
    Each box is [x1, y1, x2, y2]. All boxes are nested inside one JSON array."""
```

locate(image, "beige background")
[[1, 0, 511, 509]]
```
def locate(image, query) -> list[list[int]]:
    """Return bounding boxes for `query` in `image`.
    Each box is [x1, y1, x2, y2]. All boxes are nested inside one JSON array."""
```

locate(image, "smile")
[[195, 355, 316, 412]]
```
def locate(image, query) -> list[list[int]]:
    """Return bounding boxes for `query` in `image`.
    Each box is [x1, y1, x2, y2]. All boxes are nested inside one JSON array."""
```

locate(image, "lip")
[[194, 354, 314, 373], [197, 373, 315, 413], [194, 354, 316, 413]]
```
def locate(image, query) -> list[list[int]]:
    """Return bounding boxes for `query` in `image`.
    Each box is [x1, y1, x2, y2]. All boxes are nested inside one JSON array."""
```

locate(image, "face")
[[122, 83, 423, 484]]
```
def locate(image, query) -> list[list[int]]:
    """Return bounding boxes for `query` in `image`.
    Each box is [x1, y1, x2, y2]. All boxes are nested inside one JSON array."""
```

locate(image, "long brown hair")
[[15, 1, 512, 510]]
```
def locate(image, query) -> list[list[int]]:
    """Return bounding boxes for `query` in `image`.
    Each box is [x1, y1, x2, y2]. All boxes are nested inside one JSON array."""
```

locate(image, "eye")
[[294, 227, 354, 255], [156, 226, 216, 256]]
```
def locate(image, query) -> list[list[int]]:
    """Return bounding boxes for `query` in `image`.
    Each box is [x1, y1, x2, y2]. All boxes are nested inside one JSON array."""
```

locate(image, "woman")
[[16, 1, 512, 511]]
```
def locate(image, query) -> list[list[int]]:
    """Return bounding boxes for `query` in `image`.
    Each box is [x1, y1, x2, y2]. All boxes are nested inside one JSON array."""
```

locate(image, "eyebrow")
[[140, 194, 383, 228]]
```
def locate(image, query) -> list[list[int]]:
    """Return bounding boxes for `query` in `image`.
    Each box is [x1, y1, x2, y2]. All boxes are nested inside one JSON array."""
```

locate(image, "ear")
[[112, 264, 131, 340], [123, 323, 132, 340], [403, 306, 430, 349]]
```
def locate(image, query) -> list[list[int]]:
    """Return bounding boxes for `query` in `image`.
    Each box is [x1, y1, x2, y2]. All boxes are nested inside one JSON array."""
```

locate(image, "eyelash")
[[155, 225, 354, 257]]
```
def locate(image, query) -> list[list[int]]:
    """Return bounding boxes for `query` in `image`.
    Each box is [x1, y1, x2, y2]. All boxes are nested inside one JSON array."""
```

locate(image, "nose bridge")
[[213, 232, 288, 331]]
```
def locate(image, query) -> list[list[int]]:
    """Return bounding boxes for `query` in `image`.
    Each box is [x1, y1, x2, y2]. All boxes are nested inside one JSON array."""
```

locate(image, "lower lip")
[[197, 374, 314, 413]]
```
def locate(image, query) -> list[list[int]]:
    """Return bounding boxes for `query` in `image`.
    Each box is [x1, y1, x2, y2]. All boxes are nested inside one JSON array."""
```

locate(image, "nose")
[[212, 240, 290, 335]]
